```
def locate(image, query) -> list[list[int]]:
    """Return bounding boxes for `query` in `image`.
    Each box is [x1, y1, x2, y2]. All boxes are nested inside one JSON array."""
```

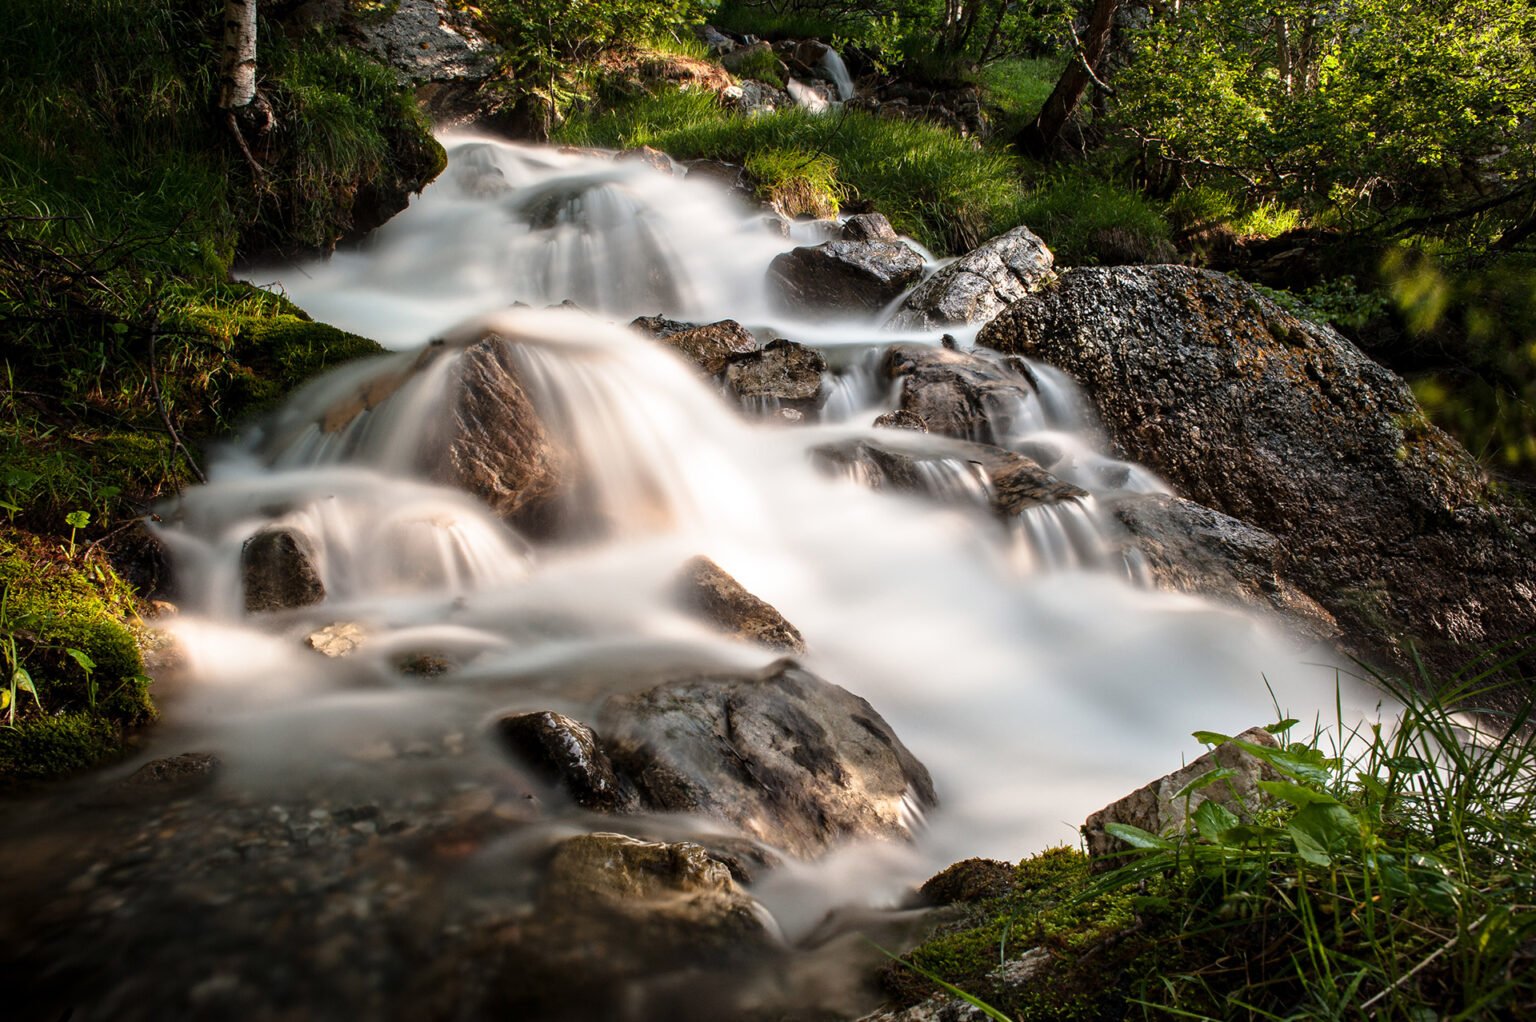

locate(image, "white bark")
[[219, 0, 258, 110]]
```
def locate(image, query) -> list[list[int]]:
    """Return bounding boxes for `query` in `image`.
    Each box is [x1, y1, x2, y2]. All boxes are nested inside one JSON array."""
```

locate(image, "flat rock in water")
[[723, 337, 827, 412], [767, 240, 925, 315], [675, 555, 806, 653], [630, 315, 758, 375], [241, 527, 324, 613], [306, 621, 366, 657], [978, 265, 1536, 688], [598, 659, 936, 859], [1109, 493, 1339, 645], [888, 225, 1054, 331]]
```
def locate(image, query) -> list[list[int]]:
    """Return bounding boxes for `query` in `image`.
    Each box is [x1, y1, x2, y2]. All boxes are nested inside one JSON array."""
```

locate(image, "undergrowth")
[[892, 655, 1536, 1019]]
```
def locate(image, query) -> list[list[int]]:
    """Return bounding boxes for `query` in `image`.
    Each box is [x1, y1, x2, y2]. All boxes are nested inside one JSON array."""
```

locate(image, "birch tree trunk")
[[218, 0, 258, 111]]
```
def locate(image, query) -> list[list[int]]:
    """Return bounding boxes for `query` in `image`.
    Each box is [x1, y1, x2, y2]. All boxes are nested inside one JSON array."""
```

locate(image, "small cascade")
[[820, 47, 856, 101], [820, 346, 895, 422], [1010, 496, 1116, 574]]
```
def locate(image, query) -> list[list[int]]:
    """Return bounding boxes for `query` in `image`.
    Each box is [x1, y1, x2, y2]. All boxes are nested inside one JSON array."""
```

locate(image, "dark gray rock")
[[599, 660, 937, 859], [615, 145, 675, 175], [768, 240, 925, 315], [978, 265, 1536, 687], [885, 345, 1039, 445], [888, 226, 1054, 331], [1109, 493, 1339, 645], [675, 555, 806, 653], [842, 213, 899, 242], [723, 337, 827, 411], [494, 711, 636, 812], [630, 316, 759, 375], [241, 527, 324, 613]]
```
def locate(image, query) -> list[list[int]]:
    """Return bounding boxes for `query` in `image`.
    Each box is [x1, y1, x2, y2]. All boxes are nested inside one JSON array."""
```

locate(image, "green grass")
[[557, 87, 1032, 253], [977, 58, 1062, 136], [893, 655, 1536, 1019], [1017, 169, 1174, 265]]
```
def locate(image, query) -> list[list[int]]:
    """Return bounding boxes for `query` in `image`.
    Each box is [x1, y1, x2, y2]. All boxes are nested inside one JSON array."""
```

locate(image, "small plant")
[[63, 509, 89, 560], [0, 584, 42, 726]]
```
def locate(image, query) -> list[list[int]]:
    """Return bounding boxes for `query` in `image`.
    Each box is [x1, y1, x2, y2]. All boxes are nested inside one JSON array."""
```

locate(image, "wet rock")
[[432, 332, 571, 529], [630, 315, 759, 375], [306, 622, 366, 657], [885, 345, 1038, 445], [683, 158, 751, 196], [615, 145, 675, 174], [86, 752, 222, 807], [767, 240, 925, 316], [842, 213, 899, 242], [393, 651, 456, 677], [1109, 493, 1340, 645], [598, 659, 936, 859], [675, 555, 806, 653], [888, 226, 1054, 331], [979, 266, 1536, 688], [814, 434, 1085, 521], [723, 337, 827, 412], [1082, 726, 1277, 867], [873, 409, 928, 432], [241, 527, 324, 613], [493, 711, 636, 812]]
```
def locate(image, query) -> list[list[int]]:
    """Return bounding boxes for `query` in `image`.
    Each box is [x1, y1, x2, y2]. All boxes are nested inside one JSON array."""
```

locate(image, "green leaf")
[[65, 510, 91, 529], [1257, 780, 1339, 807], [1192, 798, 1240, 842], [1104, 822, 1174, 849], [65, 648, 96, 673], [1265, 718, 1300, 734], [1173, 765, 1236, 801], [0, 689, 10, 712], [1192, 729, 1233, 746], [1286, 803, 1358, 866]]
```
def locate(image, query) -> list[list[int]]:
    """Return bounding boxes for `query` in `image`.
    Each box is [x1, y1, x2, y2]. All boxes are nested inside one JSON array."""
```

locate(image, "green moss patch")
[[0, 529, 153, 782]]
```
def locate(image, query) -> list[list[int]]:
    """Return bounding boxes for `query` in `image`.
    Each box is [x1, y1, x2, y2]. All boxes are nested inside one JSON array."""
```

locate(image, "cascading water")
[[1, 135, 1388, 1020]]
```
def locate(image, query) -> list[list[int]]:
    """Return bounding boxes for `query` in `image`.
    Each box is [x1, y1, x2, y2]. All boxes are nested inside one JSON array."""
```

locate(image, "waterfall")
[[7, 133, 1386, 1019]]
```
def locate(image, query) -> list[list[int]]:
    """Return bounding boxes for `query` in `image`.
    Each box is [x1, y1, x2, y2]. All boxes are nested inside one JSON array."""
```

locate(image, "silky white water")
[[196, 137, 1387, 925]]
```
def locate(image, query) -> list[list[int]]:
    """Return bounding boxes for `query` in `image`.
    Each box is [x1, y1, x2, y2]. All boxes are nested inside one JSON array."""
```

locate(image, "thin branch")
[[146, 310, 206, 485]]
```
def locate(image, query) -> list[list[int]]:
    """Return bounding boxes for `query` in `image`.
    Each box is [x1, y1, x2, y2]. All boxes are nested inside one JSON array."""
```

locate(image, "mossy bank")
[[0, 0, 435, 781]]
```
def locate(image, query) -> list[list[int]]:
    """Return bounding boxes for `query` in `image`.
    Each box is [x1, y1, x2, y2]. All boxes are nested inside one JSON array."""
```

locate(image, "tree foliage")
[[1114, 0, 1536, 247]]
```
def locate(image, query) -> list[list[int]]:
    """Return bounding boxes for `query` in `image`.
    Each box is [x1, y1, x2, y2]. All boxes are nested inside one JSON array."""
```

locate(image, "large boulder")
[[675, 556, 806, 653], [978, 266, 1536, 685], [768, 240, 925, 316], [241, 526, 324, 613], [598, 660, 937, 859], [888, 226, 1054, 331], [1109, 493, 1339, 645]]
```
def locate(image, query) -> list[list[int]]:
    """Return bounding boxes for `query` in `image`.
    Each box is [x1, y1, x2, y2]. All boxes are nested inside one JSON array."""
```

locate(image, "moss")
[[0, 711, 127, 781], [0, 529, 153, 782], [888, 847, 1165, 1021]]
